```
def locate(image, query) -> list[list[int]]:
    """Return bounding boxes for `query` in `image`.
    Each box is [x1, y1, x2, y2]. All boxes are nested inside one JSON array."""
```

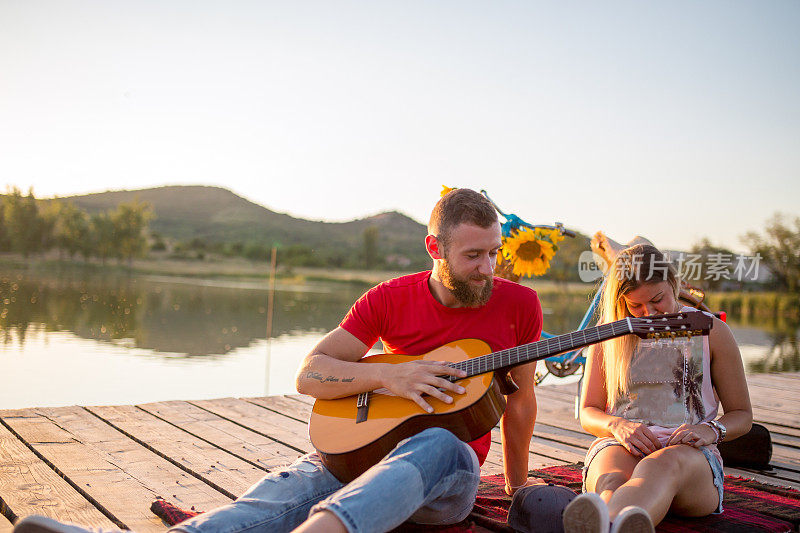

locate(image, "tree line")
[[0, 187, 152, 265], [0, 187, 400, 271], [2, 186, 797, 292]]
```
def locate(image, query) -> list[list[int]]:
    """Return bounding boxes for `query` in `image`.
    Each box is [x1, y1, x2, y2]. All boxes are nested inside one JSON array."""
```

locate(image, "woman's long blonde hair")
[[593, 244, 680, 408]]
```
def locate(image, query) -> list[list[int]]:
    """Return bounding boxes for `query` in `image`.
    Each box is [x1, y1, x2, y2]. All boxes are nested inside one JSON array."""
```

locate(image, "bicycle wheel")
[[544, 353, 582, 377]]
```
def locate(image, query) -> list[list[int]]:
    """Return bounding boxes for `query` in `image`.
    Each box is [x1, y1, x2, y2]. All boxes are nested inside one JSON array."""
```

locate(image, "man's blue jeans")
[[171, 427, 481, 533]]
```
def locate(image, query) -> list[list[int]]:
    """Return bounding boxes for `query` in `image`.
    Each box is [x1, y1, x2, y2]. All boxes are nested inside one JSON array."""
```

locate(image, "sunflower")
[[440, 185, 456, 197], [501, 227, 557, 277], [540, 227, 565, 246]]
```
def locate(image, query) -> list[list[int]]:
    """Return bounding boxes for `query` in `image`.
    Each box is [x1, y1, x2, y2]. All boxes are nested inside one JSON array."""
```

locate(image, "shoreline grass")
[[0, 253, 598, 294]]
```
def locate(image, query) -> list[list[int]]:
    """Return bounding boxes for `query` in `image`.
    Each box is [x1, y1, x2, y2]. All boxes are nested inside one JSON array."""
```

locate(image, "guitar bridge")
[[356, 391, 370, 423]]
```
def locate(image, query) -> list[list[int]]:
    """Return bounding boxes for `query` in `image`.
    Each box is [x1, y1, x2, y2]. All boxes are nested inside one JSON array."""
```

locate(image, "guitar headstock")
[[629, 311, 713, 339]]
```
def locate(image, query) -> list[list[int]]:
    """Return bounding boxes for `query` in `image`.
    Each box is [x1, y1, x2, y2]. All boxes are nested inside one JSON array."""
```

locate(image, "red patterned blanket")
[[151, 464, 799, 532]]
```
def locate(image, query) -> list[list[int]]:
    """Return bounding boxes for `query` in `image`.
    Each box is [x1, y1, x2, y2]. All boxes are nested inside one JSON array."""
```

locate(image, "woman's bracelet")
[[701, 421, 722, 443]]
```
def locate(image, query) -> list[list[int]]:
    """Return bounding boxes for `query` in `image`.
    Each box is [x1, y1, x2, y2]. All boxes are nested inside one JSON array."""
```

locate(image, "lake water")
[[1, 269, 797, 409]]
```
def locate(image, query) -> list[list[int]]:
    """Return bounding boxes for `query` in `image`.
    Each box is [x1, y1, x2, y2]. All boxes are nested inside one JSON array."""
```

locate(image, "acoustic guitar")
[[310, 311, 713, 482]]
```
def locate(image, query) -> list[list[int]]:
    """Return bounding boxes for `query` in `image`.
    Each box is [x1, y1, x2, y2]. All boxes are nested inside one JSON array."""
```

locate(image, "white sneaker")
[[14, 515, 117, 533], [562, 492, 610, 533], [610, 506, 654, 533]]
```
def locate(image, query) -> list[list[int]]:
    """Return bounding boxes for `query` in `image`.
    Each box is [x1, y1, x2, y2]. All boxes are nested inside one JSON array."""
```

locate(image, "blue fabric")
[[171, 427, 480, 533], [500, 215, 527, 237], [700, 445, 725, 514]]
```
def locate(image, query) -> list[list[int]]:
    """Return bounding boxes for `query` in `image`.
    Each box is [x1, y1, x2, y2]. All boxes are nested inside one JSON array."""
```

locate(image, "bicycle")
[[481, 190, 722, 385]]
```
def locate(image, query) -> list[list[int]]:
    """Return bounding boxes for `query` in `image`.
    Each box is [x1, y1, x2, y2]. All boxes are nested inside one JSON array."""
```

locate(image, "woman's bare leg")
[[584, 445, 639, 503], [606, 445, 719, 525]]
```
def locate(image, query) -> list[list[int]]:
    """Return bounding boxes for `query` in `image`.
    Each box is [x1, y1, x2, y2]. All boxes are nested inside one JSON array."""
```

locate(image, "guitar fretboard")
[[445, 319, 632, 380]]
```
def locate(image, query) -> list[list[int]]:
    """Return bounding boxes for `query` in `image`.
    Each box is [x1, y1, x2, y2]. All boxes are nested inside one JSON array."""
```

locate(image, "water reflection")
[[536, 291, 596, 335], [1, 271, 797, 373], [0, 272, 370, 358], [726, 317, 800, 373]]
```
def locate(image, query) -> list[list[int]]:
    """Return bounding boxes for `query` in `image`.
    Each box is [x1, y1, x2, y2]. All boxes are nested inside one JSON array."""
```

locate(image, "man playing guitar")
[[284, 188, 542, 533]]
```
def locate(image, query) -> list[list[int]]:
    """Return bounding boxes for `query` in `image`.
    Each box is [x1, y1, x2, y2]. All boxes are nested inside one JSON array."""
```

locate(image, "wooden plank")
[[534, 387, 578, 403], [748, 395, 800, 417], [750, 372, 800, 384], [534, 422, 595, 449], [86, 405, 266, 497], [533, 407, 584, 433], [747, 371, 800, 382], [483, 445, 566, 472], [0, 420, 117, 529], [526, 455, 567, 469], [768, 429, 800, 449], [490, 428, 585, 464], [751, 406, 800, 428], [544, 382, 582, 393], [480, 462, 502, 476], [245, 396, 313, 422], [747, 382, 800, 402], [137, 401, 301, 470], [535, 384, 580, 402], [771, 445, 800, 468], [287, 394, 315, 406], [748, 391, 800, 413], [1, 407, 231, 532], [759, 421, 800, 440], [750, 396, 800, 412], [483, 445, 504, 470], [533, 391, 579, 414], [191, 398, 313, 453], [746, 374, 800, 393], [748, 395, 800, 414]]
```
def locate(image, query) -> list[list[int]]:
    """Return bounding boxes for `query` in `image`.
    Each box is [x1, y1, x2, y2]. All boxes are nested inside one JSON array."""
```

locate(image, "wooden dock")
[[1, 372, 798, 532]]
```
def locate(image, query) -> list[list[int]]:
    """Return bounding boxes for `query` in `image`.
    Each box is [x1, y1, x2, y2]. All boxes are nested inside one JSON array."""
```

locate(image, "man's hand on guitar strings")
[[381, 360, 467, 414]]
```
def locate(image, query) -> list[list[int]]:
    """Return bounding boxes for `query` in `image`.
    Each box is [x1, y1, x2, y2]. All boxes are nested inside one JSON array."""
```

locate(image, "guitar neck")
[[448, 318, 632, 379]]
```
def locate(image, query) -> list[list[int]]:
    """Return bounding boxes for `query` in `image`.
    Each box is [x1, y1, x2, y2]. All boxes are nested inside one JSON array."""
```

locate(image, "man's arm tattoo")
[[306, 372, 355, 384]]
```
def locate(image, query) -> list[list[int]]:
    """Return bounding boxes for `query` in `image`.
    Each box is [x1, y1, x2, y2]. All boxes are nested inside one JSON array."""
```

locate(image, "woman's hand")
[[666, 423, 718, 448], [381, 360, 467, 414], [608, 418, 662, 457]]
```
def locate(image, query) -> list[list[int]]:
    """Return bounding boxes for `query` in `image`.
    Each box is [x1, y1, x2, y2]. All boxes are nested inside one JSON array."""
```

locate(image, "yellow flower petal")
[[501, 227, 556, 277]]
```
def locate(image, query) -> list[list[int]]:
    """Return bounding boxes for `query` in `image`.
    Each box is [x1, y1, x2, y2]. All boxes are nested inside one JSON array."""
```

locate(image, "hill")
[[61, 186, 430, 268]]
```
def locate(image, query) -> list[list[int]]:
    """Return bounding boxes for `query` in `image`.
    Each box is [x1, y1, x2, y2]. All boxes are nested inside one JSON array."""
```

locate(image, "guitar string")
[[447, 321, 625, 381], [368, 322, 625, 397], [446, 316, 697, 380], [367, 313, 701, 395]]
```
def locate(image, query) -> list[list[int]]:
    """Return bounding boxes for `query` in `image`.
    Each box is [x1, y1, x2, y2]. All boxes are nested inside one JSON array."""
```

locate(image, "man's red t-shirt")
[[339, 271, 543, 465]]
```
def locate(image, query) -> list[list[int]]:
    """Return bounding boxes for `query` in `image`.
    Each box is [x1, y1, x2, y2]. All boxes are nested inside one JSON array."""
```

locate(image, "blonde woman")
[[562, 244, 752, 533]]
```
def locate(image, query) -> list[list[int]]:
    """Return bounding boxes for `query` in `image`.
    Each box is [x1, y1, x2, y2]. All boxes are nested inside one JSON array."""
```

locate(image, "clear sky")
[[1, 1, 797, 252]]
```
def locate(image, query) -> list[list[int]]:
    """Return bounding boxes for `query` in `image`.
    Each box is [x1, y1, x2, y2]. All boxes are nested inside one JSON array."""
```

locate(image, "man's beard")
[[439, 259, 493, 307]]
